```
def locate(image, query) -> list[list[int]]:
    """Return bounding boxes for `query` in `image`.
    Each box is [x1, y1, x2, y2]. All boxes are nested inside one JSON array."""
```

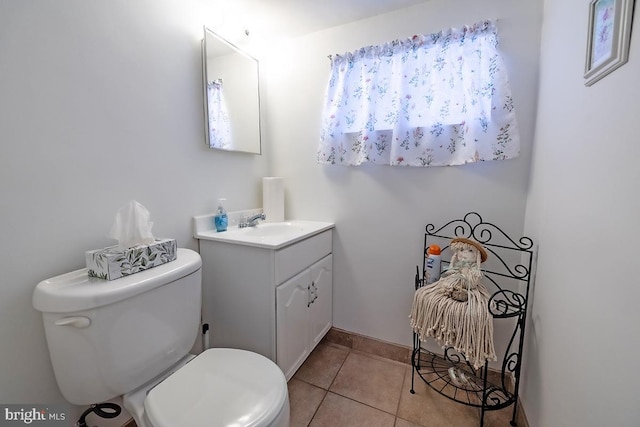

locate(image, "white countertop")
[[193, 214, 334, 249]]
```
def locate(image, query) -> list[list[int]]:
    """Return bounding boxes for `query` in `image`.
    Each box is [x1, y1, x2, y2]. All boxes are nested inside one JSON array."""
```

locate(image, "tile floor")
[[288, 341, 516, 427]]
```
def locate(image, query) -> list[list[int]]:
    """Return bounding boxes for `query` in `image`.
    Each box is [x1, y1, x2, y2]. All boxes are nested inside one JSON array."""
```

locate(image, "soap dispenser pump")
[[214, 198, 228, 232]]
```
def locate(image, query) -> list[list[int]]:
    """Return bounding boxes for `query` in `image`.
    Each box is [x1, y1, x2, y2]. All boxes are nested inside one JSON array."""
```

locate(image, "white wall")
[[263, 0, 542, 349], [0, 0, 267, 407], [522, 0, 640, 426]]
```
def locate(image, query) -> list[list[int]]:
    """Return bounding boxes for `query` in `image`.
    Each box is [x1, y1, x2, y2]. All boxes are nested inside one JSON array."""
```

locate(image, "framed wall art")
[[584, 0, 635, 86]]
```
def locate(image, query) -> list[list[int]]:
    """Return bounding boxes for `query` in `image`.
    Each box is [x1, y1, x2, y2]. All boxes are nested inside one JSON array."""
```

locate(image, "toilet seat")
[[144, 348, 288, 427]]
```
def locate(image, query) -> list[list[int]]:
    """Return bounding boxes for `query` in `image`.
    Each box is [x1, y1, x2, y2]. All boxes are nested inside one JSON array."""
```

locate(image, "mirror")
[[202, 27, 261, 154]]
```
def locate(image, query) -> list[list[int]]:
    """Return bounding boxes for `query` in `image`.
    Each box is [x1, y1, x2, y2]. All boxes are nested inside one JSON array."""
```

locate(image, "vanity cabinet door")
[[309, 255, 333, 349], [276, 269, 312, 380]]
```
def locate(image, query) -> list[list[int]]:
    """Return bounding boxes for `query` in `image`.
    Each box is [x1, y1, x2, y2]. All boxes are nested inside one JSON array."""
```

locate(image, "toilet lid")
[[144, 348, 288, 427]]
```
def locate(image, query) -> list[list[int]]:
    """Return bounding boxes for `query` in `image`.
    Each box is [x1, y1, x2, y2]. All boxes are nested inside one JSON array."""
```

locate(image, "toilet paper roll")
[[262, 177, 284, 223]]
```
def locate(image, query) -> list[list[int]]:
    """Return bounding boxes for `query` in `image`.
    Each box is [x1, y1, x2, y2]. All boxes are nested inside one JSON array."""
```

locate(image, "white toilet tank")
[[33, 248, 202, 405]]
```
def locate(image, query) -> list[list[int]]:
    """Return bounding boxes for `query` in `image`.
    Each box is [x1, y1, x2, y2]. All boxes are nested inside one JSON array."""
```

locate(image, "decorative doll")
[[409, 237, 496, 369]]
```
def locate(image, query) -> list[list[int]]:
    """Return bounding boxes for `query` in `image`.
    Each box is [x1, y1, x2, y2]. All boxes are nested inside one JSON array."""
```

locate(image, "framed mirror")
[[202, 27, 261, 154]]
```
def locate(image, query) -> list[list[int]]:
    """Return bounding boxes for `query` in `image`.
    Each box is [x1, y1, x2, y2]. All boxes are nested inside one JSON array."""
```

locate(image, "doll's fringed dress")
[[409, 237, 496, 369]]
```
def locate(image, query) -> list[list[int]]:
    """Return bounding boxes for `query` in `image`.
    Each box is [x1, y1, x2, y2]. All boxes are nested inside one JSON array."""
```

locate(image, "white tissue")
[[108, 200, 155, 249]]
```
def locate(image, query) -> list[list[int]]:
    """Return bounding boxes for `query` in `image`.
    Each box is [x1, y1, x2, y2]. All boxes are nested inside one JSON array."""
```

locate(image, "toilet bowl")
[[124, 349, 289, 427], [33, 248, 289, 427]]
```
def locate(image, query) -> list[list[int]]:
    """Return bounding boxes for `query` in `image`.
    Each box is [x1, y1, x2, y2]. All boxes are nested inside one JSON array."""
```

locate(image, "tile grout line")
[[326, 329, 529, 426], [325, 391, 402, 419], [304, 347, 352, 427], [303, 348, 404, 424], [320, 348, 408, 420], [306, 388, 329, 427], [393, 364, 408, 427]]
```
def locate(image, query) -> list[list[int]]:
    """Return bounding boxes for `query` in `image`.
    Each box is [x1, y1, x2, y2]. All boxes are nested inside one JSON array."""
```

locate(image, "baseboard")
[[324, 327, 529, 427], [323, 327, 413, 364]]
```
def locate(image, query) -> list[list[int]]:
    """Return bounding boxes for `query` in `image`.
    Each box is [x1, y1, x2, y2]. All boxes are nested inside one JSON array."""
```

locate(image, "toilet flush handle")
[[54, 316, 91, 329]]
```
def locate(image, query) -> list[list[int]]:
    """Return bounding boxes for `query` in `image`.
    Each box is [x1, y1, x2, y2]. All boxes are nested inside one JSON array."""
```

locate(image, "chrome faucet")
[[239, 213, 266, 228]]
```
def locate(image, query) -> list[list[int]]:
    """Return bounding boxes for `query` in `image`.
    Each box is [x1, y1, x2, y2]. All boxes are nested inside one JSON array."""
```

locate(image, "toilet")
[[33, 248, 289, 427]]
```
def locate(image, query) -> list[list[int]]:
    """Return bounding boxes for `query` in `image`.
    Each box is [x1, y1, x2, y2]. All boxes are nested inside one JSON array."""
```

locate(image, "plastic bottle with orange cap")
[[426, 244, 442, 284]]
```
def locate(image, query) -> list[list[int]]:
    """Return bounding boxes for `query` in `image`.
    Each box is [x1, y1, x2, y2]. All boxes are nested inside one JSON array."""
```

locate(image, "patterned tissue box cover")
[[85, 238, 177, 280]]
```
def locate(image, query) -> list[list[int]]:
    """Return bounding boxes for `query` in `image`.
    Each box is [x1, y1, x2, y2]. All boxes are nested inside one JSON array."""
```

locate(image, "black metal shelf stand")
[[410, 212, 535, 427]]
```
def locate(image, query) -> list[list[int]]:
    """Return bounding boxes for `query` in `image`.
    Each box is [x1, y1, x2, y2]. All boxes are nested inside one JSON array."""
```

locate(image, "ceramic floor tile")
[[288, 378, 327, 427], [394, 418, 425, 427], [398, 366, 516, 427], [397, 366, 479, 427], [309, 392, 396, 427], [478, 406, 515, 427], [294, 342, 349, 389], [329, 351, 406, 414]]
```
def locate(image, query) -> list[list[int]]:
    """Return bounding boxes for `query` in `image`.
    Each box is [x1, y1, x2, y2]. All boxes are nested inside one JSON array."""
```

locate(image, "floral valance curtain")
[[317, 20, 520, 167]]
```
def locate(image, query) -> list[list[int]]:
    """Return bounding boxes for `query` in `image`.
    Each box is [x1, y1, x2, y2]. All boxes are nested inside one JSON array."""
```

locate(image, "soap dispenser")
[[214, 198, 228, 232]]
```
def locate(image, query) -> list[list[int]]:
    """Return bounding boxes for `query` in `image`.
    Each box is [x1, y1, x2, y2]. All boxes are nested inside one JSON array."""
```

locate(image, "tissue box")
[[85, 238, 177, 280]]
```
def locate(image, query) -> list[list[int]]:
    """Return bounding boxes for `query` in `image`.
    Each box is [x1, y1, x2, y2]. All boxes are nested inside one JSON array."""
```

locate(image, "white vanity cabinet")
[[276, 253, 332, 379], [197, 224, 333, 380]]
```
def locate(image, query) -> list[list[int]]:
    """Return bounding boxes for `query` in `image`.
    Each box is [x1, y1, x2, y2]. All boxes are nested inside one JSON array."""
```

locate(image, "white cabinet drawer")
[[275, 230, 332, 284]]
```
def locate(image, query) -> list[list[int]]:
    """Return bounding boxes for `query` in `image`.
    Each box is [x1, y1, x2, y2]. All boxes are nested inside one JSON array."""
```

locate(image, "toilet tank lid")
[[33, 248, 202, 313]]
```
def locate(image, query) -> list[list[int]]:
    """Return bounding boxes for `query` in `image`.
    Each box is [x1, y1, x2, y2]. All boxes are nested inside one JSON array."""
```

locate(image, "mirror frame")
[[201, 26, 262, 154]]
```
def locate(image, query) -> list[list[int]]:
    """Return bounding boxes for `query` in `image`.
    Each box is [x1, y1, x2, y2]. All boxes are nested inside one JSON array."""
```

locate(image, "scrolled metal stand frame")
[[410, 212, 535, 427]]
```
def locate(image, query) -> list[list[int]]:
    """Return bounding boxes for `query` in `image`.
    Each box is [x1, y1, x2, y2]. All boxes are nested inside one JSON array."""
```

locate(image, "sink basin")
[[194, 219, 334, 249], [243, 222, 304, 237]]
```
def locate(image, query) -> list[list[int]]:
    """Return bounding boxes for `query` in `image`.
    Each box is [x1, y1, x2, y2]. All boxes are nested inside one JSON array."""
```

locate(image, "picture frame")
[[584, 0, 635, 86]]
